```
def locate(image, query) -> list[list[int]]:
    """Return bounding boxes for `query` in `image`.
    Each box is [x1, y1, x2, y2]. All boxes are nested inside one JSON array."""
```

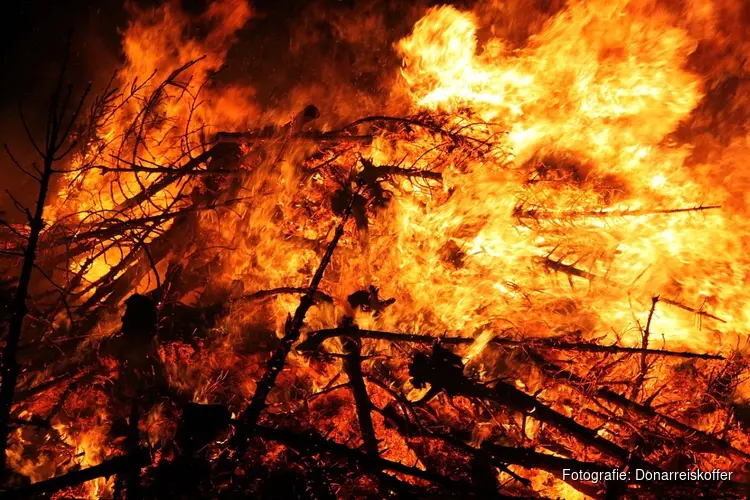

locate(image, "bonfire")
[[1, 0, 749, 498]]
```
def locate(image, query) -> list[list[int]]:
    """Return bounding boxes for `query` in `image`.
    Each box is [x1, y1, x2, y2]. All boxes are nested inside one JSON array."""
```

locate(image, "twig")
[[539, 256, 611, 284], [632, 296, 659, 399], [480, 441, 614, 480], [375, 165, 442, 181], [214, 130, 372, 144], [111, 147, 216, 213], [0, 38, 91, 471], [14, 369, 94, 402], [235, 287, 333, 305], [660, 297, 726, 324]]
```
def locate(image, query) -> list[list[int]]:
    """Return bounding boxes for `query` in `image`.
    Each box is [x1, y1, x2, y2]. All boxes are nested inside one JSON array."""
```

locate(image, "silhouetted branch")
[[234, 181, 361, 448], [342, 337, 379, 456], [298, 326, 724, 360], [0, 450, 149, 499], [0, 39, 93, 472]]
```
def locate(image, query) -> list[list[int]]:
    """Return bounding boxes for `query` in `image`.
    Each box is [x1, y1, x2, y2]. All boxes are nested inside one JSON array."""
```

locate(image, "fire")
[[48, 0, 256, 290], [5, 0, 750, 497], [384, 0, 744, 356]]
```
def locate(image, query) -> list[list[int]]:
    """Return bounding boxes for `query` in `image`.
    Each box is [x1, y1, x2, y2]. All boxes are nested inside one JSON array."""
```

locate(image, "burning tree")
[[1, 0, 750, 498]]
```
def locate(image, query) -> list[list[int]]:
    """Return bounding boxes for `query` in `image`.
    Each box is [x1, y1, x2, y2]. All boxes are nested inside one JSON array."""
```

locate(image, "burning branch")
[[237, 287, 333, 305], [215, 130, 373, 145], [299, 326, 724, 360], [631, 295, 659, 399], [234, 179, 361, 446], [660, 296, 727, 324], [514, 204, 722, 221], [445, 370, 656, 469]]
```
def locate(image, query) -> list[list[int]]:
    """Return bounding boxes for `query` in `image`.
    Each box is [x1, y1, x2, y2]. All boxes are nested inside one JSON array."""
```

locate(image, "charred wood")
[[214, 130, 373, 145], [237, 287, 333, 305], [409, 344, 657, 470]]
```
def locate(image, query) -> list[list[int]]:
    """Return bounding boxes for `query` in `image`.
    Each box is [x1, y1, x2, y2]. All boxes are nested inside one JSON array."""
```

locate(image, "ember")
[[1, 0, 750, 498]]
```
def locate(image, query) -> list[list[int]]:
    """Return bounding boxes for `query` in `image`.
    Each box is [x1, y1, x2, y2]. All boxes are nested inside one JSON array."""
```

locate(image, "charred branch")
[[57, 196, 245, 246], [375, 165, 443, 181], [480, 442, 611, 496], [660, 296, 727, 324], [236, 287, 333, 305], [298, 326, 724, 360], [409, 344, 656, 470], [110, 147, 217, 214], [234, 182, 361, 442], [13, 370, 91, 402], [481, 441, 612, 473], [632, 295, 659, 399], [215, 130, 373, 144], [538, 255, 609, 283], [469, 378, 655, 469], [342, 336, 379, 456]]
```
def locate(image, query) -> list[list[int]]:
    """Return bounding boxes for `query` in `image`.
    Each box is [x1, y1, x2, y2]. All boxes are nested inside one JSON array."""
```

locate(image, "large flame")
[[379, 0, 747, 356], [12, 0, 750, 496]]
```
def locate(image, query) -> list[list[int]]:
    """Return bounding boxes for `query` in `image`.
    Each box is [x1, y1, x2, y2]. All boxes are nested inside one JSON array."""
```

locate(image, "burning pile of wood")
[[2, 0, 750, 498]]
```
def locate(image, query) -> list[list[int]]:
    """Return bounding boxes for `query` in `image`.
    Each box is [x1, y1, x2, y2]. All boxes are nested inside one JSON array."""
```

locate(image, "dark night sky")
[[0, 0, 126, 214], [0, 0, 130, 120]]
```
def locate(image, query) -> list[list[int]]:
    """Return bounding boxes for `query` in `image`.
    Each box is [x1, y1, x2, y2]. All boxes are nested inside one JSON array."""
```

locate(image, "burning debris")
[[1, 0, 750, 498]]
